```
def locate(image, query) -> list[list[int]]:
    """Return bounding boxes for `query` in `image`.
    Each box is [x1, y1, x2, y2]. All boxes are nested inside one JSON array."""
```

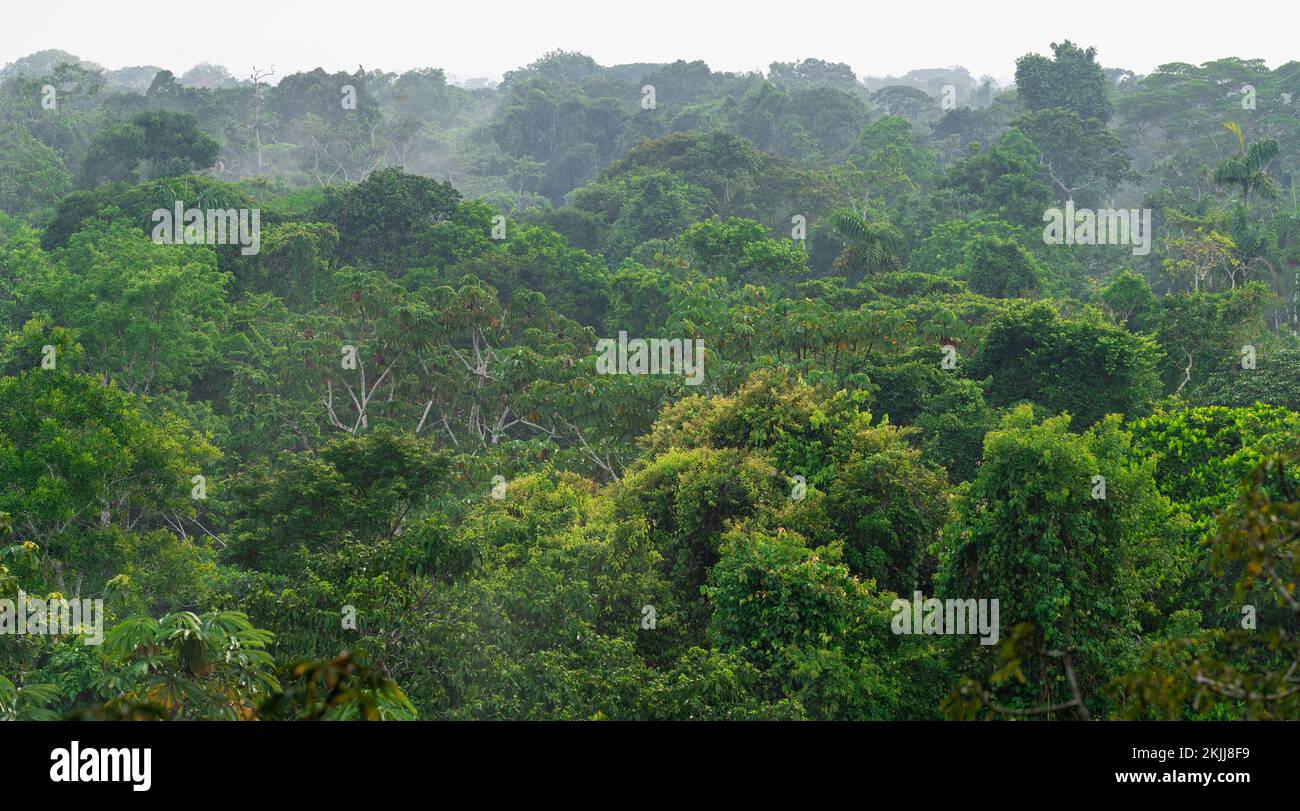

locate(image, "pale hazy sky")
[[4, 0, 1294, 83]]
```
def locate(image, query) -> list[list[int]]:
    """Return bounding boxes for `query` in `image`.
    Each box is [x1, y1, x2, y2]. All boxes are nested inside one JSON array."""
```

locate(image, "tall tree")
[[1014, 40, 1114, 123]]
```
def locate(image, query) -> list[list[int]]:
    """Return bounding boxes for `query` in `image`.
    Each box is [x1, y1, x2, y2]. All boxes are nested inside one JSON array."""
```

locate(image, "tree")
[[317, 167, 461, 270], [829, 212, 904, 278], [1213, 121, 1279, 206], [863, 359, 997, 483], [178, 63, 238, 89], [940, 407, 1183, 715], [1100, 269, 1156, 331], [0, 360, 217, 594], [248, 66, 274, 174], [78, 110, 219, 187], [20, 219, 230, 396], [1189, 344, 1300, 414], [962, 233, 1042, 298], [707, 525, 949, 719], [854, 115, 936, 203], [602, 171, 713, 259], [1014, 40, 1114, 123], [1161, 226, 1239, 294], [971, 302, 1163, 428], [0, 123, 71, 217], [680, 217, 808, 284], [0, 49, 101, 82], [940, 129, 1055, 229], [617, 446, 784, 633], [1012, 108, 1137, 202], [870, 86, 935, 121], [1130, 403, 1300, 518], [1115, 443, 1300, 720], [222, 427, 449, 575], [768, 59, 859, 90], [816, 419, 951, 590], [1153, 283, 1269, 395]]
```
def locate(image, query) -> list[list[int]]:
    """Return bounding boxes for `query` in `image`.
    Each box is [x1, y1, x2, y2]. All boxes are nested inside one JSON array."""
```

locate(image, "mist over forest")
[[1, 39, 1299, 723]]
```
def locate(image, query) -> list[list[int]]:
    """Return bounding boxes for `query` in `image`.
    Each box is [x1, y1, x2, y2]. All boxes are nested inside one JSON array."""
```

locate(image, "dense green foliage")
[[2, 41, 1299, 720]]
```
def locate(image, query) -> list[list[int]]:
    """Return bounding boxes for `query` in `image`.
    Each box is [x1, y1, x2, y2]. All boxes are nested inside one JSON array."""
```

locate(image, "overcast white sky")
[[4, 0, 1294, 83]]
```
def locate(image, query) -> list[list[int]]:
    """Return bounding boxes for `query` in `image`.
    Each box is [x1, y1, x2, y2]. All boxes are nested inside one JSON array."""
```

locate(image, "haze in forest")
[[4, 0, 1293, 83]]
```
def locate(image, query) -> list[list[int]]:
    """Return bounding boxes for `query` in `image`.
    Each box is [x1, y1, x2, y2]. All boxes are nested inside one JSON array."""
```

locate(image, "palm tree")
[[1214, 121, 1279, 205], [830, 211, 905, 277]]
